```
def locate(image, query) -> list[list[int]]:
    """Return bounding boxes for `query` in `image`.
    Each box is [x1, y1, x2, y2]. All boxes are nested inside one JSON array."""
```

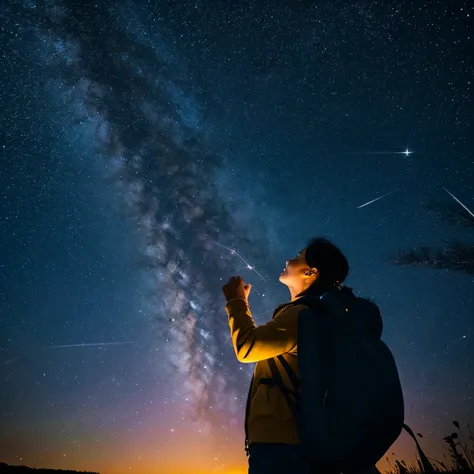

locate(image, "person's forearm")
[[225, 300, 299, 363]]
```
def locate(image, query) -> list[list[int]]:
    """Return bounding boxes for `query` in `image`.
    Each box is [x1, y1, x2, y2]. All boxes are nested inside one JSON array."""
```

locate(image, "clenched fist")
[[222, 276, 252, 302]]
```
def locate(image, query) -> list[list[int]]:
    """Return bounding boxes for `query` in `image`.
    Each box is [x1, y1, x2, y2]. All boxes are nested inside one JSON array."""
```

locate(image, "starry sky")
[[0, 1, 473, 473]]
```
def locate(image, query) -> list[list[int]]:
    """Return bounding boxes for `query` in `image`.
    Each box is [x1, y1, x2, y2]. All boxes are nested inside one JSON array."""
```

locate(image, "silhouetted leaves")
[[393, 241, 474, 274], [392, 195, 474, 275], [390, 421, 474, 474], [402, 424, 435, 473], [427, 204, 474, 229]]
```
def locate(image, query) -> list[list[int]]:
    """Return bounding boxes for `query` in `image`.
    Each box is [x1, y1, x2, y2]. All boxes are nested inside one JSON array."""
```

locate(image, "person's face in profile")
[[279, 248, 317, 287]]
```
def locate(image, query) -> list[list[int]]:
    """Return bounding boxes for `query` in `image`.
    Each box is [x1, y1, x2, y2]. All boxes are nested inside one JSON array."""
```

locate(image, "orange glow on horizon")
[[1, 408, 449, 474]]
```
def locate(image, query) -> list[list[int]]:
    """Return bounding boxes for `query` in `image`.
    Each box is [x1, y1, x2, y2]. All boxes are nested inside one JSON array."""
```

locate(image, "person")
[[222, 237, 350, 474]]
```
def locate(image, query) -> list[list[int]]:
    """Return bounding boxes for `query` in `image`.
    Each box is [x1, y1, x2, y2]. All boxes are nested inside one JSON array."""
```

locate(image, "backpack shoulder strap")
[[277, 354, 300, 393], [267, 358, 300, 422], [267, 358, 297, 396]]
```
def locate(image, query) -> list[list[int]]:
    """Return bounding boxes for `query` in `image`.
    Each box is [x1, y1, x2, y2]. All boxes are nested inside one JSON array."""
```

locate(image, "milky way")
[[15, 0, 276, 425]]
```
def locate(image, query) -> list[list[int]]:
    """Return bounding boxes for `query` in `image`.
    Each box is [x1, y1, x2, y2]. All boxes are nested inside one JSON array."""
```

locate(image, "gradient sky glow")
[[1, 1, 473, 473]]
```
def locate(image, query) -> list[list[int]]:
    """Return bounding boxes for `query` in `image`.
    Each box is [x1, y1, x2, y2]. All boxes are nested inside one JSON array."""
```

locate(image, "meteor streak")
[[358, 189, 400, 209], [4, 353, 34, 365], [46, 342, 135, 349], [3, 341, 134, 364], [350, 148, 413, 156], [203, 234, 268, 283], [443, 188, 474, 219]]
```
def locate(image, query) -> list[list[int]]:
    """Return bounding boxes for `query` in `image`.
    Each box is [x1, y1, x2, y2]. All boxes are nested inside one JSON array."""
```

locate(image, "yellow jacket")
[[225, 298, 308, 446]]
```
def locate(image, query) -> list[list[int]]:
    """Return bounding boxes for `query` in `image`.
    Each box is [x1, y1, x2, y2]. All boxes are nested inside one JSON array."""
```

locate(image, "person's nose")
[[286, 260, 289, 266]]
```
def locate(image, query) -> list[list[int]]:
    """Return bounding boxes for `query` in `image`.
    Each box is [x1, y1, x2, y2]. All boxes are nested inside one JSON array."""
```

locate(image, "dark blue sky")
[[1, 1, 473, 472]]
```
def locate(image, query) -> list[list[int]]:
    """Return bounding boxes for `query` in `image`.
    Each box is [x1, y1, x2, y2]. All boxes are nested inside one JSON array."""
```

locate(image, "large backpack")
[[266, 285, 405, 472]]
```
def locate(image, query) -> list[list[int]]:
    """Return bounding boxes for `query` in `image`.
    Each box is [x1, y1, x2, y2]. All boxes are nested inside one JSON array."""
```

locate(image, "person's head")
[[279, 237, 349, 301]]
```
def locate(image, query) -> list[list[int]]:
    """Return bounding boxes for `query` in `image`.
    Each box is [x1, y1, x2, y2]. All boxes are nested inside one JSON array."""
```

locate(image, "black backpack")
[[266, 286, 405, 472]]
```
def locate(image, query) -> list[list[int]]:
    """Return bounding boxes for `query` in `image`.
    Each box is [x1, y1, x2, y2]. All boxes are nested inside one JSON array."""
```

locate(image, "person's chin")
[[279, 271, 287, 283]]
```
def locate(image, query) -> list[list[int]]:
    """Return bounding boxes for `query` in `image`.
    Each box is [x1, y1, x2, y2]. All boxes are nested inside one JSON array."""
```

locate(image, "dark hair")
[[300, 237, 349, 296]]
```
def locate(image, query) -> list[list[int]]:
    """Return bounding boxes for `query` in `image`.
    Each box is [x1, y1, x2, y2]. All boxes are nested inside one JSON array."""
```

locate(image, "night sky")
[[1, 1, 473, 473]]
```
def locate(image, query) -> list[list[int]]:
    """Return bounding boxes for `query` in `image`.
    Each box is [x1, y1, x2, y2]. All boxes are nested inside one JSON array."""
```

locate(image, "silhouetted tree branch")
[[393, 242, 474, 274], [392, 198, 474, 275], [426, 204, 474, 229]]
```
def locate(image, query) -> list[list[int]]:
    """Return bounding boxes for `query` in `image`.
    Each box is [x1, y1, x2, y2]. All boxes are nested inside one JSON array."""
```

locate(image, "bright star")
[[404, 148, 412, 156]]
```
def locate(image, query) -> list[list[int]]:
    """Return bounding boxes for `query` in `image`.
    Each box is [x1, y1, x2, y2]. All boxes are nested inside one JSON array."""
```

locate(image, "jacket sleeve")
[[225, 298, 304, 363]]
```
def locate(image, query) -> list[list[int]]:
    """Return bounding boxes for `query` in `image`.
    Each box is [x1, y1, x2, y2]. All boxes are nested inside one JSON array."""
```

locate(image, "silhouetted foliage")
[[426, 205, 474, 230], [387, 421, 474, 474], [391, 199, 474, 275], [0, 463, 99, 474], [393, 241, 474, 274]]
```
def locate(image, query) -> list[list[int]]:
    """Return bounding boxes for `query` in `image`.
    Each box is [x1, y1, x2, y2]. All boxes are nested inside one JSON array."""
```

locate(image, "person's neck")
[[289, 283, 327, 301], [289, 286, 305, 301], [290, 291, 300, 302]]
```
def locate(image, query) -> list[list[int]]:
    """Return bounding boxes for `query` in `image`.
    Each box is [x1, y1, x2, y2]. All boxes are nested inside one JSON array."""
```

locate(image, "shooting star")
[[4, 353, 34, 365], [350, 148, 413, 156], [203, 234, 268, 283], [358, 189, 400, 209], [4, 341, 134, 364], [443, 188, 474, 219], [45, 342, 135, 349]]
